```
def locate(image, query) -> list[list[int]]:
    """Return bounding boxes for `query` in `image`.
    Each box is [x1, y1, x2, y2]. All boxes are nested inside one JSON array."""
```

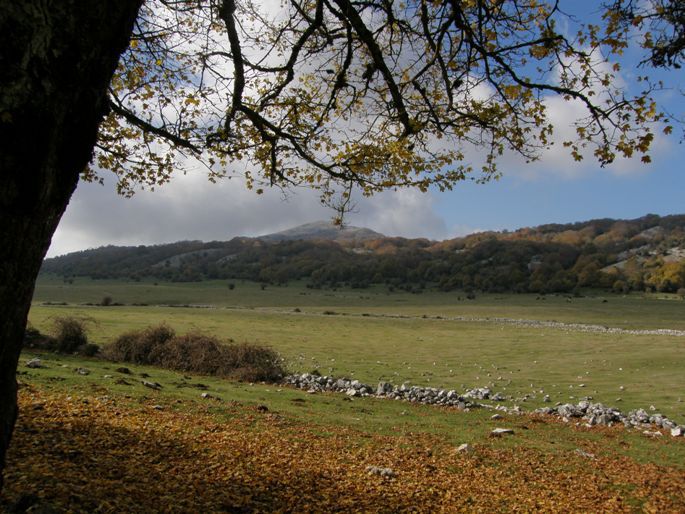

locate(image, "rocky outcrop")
[[284, 373, 685, 437]]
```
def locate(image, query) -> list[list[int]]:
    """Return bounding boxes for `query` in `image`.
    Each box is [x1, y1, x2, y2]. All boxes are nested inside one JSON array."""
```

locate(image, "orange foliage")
[[3, 389, 685, 512]]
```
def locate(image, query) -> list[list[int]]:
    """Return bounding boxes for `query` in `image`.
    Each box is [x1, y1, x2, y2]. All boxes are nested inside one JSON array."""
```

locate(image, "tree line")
[[42, 214, 685, 294]]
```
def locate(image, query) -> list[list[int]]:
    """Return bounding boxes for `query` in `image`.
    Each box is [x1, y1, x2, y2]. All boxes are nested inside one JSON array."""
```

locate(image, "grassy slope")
[[3, 351, 684, 511], [3, 277, 684, 510], [30, 276, 685, 417], [35, 275, 685, 328]]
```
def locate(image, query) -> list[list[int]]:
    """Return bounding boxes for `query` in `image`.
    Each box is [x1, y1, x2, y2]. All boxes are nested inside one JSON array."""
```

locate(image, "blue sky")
[[47, 1, 685, 257], [435, 143, 685, 235]]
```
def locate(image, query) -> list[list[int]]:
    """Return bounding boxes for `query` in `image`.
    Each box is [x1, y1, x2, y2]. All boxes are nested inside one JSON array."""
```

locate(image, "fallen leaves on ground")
[[2, 388, 684, 513]]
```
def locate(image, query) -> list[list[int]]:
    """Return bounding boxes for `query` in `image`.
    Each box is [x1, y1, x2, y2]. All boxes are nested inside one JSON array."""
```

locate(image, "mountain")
[[40, 214, 685, 294], [257, 221, 384, 243]]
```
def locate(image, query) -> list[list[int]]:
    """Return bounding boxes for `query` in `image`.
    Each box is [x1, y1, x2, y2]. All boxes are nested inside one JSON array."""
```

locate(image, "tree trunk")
[[0, 1, 142, 491]]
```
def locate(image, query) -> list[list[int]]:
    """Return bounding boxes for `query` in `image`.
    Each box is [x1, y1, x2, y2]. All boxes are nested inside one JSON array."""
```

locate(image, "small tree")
[[51, 317, 90, 354]]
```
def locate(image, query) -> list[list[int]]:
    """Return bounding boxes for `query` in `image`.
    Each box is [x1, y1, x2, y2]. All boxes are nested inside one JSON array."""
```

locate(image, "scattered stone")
[[114, 378, 131, 386], [491, 414, 503, 420], [103, 375, 113, 379], [574, 448, 596, 459], [671, 427, 684, 437], [116, 367, 132, 374], [284, 373, 682, 433], [26, 358, 43, 369], [75, 368, 90, 376], [256, 404, 269, 413], [200, 392, 215, 400], [456, 443, 473, 454], [366, 466, 395, 478], [491, 428, 514, 436], [142, 380, 162, 390], [152, 405, 164, 410], [643, 430, 662, 438]]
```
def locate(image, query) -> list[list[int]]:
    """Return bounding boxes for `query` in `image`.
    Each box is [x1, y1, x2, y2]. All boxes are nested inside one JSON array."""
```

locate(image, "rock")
[[643, 430, 662, 438], [456, 443, 472, 454], [346, 388, 359, 397], [574, 448, 595, 459], [491, 428, 514, 436], [26, 358, 43, 369], [256, 404, 269, 413], [366, 465, 395, 478], [376, 381, 392, 396], [116, 367, 132, 374], [114, 378, 131, 386], [491, 414, 503, 420], [465, 387, 491, 400], [142, 380, 162, 390], [200, 392, 215, 399], [671, 426, 684, 437], [152, 405, 164, 410], [75, 367, 90, 376]]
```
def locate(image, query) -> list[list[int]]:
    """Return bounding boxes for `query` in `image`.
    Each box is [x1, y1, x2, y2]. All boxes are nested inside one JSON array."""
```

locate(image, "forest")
[[41, 214, 685, 294]]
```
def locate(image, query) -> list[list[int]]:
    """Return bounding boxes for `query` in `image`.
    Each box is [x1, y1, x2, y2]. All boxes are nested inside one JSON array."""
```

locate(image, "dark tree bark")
[[0, 1, 143, 490]]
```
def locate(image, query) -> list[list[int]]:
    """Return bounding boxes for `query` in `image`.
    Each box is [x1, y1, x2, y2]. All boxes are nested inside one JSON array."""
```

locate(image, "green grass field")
[[29, 275, 685, 417], [5, 276, 685, 511]]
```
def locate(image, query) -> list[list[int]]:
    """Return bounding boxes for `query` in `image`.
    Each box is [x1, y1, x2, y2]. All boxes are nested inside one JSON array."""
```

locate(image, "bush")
[[102, 326, 286, 382], [23, 324, 56, 350], [148, 332, 225, 374], [102, 324, 176, 364], [52, 317, 90, 353], [101, 296, 113, 306], [222, 342, 285, 382]]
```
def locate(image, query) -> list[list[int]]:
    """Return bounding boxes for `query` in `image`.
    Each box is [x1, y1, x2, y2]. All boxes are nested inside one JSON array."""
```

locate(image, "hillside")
[[41, 214, 685, 293], [257, 221, 384, 242]]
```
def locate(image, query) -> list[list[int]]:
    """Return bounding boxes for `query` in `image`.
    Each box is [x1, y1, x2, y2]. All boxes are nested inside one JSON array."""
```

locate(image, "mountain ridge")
[[256, 221, 384, 242], [41, 213, 685, 294]]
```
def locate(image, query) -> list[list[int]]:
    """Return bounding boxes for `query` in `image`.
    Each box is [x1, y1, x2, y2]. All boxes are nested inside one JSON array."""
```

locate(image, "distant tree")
[[0, 0, 679, 490]]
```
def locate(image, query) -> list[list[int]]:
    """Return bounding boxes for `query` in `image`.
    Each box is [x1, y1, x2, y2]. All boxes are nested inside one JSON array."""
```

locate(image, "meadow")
[[30, 275, 685, 416], [2, 275, 683, 511]]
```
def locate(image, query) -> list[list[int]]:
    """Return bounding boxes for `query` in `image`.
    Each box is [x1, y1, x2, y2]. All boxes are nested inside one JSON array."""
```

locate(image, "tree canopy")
[[96, 0, 676, 216]]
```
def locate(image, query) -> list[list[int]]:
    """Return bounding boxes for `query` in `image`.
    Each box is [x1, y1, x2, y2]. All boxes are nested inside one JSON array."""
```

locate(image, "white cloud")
[[351, 189, 448, 240], [47, 169, 448, 256]]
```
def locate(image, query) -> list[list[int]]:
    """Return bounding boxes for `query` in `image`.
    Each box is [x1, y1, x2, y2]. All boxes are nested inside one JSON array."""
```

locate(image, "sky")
[[46, 1, 685, 257]]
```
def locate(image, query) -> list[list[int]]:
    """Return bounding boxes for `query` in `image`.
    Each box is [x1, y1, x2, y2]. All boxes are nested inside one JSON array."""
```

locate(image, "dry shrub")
[[24, 318, 99, 356], [103, 326, 286, 382], [222, 343, 285, 382], [23, 324, 56, 350], [147, 333, 226, 375], [51, 316, 96, 354], [103, 324, 175, 364]]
